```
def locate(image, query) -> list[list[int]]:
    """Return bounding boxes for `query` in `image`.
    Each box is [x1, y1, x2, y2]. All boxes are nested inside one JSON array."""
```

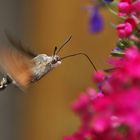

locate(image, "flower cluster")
[[64, 0, 140, 139], [64, 46, 140, 140], [118, 0, 140, 17], [113, 0, 140, 56]]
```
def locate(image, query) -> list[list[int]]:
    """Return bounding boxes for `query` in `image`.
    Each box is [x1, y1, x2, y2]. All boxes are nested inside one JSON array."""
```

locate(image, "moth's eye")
[[56, 56, 60, 61], [52, 59, 57, 64]]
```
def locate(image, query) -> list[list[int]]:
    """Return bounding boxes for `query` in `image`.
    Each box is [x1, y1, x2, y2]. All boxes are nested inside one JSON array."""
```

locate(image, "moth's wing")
[[0, 46, 34, 89], [5, 30, 37, 58]]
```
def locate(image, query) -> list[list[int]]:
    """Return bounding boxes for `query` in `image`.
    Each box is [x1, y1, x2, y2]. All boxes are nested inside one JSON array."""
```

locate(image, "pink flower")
[[116, 22, 133, 38], [118, 0, 140, 18], [71, 93, 89, 113], [125, 18, 136, 29], [130, 35, 140, 43], [118, 0, 132, 16], [125, 46, 139, 58], [131, 1, 140, 15], [91, 115, 112, 133], [93, 70, 105, 82], [65, 46, 140, 140], [118, 0, 131, 16], [121, 46, 140, 78]]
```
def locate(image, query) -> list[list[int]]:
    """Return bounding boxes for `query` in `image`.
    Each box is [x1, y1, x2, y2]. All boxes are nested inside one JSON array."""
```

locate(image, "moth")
[[0, 32, 97, 90]]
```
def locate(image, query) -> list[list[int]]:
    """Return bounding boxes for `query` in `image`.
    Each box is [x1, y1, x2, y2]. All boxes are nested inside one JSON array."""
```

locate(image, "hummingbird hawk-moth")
[[0, 32, 97, 91]]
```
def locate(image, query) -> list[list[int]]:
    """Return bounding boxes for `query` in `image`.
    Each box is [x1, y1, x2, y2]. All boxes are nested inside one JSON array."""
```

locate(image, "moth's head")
[[51, 55, 61, 67], [40, 54, 61, 67]]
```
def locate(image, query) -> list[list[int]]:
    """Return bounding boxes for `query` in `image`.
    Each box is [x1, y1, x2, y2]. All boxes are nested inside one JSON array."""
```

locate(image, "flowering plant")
[[64, 0, 140, 139]]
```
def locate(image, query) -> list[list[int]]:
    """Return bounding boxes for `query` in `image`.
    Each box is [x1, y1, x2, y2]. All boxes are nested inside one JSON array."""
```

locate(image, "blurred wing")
[[0, 46, 34, 89], [5, 30, 37, 58]]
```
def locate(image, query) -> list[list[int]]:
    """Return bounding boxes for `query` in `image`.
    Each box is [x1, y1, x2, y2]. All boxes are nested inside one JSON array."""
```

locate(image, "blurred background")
[[0, 0, 117, 140]]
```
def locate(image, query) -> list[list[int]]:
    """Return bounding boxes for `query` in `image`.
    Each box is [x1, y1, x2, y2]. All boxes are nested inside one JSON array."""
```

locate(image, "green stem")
[[105, 3, 125, 20], [105, 3, 118, 16]]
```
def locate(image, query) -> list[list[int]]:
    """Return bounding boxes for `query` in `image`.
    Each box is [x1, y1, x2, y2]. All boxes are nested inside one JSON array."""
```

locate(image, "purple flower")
[[104, 0, 114, 3], [89, 7, 104, 33]]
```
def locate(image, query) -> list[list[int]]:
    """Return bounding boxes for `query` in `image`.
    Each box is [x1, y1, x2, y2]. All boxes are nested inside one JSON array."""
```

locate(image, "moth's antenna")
[[56, 35, 72, 55], [53, 46, 58, 56], [60, 52, 97, 71]]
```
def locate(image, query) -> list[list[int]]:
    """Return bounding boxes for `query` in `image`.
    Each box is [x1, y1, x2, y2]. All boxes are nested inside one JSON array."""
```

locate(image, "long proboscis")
[[60, 52, 97, 71]]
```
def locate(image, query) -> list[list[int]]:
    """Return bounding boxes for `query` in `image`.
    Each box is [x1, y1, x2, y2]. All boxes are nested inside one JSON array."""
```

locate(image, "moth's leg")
[[0, 76, 12, 90]]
